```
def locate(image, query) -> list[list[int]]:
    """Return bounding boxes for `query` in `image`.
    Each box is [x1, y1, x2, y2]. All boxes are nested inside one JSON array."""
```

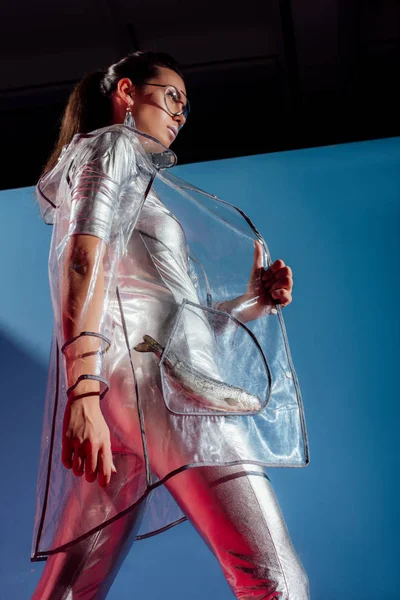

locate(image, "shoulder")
[[71, 125, 139, 180], [77, 124, 133, 156]]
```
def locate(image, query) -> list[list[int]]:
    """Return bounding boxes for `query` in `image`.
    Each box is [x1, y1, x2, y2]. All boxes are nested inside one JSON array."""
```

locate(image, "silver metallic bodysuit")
[[31, 124, 310, 599]]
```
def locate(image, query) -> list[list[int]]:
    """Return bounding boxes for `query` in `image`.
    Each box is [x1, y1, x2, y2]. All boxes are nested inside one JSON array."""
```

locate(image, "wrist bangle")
[[61, 331, 111, 355], [66, 374, 110, 400]]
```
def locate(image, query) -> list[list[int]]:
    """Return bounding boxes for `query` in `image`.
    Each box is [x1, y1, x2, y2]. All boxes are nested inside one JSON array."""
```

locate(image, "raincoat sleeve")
[[52, 130, 145, 400]]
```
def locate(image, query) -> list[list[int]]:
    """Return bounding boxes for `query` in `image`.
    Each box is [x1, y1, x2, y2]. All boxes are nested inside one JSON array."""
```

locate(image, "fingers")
[[62, 436, 73, 469], [63, 436, 117, 486], [270, 288, 292, 306], [268, 274, 292, 290], [97, 448, 112, 488], [72, 440, 85, 477], [262, 260, 293, 281], [85, 442, 99, 483], [262, 260, 293, 308], [253, 240, 264, 270]]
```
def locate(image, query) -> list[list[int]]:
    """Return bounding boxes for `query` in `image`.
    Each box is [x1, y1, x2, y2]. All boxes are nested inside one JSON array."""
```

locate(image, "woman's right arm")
[[50, 129, 149, 488], [61, 233, 115, 488]]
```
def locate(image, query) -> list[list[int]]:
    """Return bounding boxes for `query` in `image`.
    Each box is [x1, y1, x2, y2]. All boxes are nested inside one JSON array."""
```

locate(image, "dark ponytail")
[[41, 50, 184, 176]]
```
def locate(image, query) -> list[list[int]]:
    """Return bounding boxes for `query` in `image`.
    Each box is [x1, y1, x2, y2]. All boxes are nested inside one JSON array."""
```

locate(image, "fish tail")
[[133, 334, 164, 356]]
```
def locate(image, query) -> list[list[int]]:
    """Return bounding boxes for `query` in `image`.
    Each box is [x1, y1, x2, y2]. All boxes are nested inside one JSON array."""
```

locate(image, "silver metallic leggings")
[[32, 462, 310, 600]]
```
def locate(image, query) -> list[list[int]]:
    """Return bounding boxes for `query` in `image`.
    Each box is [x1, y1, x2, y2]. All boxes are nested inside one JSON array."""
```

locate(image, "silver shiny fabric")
[[32, 463, 309, 599], [31, 123, 310, 597]]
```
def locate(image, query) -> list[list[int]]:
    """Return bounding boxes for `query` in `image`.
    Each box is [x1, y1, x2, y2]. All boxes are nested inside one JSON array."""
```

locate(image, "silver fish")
[[134, 334, 262, 413]]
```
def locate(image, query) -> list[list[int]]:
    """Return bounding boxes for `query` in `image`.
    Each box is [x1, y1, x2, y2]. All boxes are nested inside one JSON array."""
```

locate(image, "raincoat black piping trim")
[[135, 517, 189, 540], [116, 148, 156, 483], [158, 173, 255, 241], [220, 199, 263, 239], [158, 172, 271, 266], [114, 170, 157, 487], [32, 339, 60, 559], [135, 469, 273, 541], [275, 309, 310, 463], [136, 228, 212, 308], [116, 287, 152, 486], [136, 229, 176, 254], [36, 177, 56, 209], [30, 459, 279, 561]]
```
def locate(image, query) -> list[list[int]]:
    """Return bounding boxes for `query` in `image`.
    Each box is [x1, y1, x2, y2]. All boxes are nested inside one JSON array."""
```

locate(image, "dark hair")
[[41, 50, 184, 176]]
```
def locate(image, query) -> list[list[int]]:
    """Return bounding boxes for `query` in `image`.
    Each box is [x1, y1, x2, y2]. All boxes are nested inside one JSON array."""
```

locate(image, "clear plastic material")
[[31, 123, 309, 562], [159, 299, 271, 416]]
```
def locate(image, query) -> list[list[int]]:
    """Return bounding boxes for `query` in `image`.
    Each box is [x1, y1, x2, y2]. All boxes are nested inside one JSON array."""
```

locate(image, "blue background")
[[0, 136, 399, 599]]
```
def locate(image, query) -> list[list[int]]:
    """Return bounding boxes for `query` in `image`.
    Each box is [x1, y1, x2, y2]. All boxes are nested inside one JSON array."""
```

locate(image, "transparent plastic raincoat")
[[31, 123, 309, 562]]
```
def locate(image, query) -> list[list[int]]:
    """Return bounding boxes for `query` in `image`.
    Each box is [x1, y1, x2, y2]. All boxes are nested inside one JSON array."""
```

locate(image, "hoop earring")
[[124, 105, 135, 128]]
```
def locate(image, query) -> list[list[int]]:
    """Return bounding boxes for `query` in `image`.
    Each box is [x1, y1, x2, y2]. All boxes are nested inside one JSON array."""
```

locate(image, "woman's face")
[[113, 66, 188, 148]]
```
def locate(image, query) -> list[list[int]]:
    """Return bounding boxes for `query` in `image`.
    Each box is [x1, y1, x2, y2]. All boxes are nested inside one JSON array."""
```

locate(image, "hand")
[[62, 397, 117, 488], [244, 240, 293, 319]]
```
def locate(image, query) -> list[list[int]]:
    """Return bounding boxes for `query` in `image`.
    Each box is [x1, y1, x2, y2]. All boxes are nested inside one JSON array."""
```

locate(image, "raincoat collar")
[[71, 124, 177, 170]]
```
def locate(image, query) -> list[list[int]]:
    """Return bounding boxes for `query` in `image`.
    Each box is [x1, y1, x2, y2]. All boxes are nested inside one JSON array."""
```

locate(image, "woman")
[[31, 50, 310, 599]]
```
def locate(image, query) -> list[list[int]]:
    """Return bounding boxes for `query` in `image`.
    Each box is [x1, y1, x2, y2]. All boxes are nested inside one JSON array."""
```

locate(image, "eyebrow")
[[147, 78, 187, 98], [173, 86, 188, 107], [163, 83, 187, 98], [171, 85, 187, 99], [147, 81, 188, 105]]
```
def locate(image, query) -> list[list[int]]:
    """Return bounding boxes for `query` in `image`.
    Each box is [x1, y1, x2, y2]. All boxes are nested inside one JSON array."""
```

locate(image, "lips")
[[167, 126, 178, 140]]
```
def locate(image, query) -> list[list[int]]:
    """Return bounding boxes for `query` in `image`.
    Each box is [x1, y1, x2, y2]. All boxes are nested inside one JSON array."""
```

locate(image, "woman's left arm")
[[215, 240, 294, 323]]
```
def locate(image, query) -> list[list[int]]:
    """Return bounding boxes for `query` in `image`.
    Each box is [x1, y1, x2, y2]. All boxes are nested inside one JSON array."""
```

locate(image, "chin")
[[140, 122, 174, 148], [159, 133, 172, 148], [150, 128, 173, 148]]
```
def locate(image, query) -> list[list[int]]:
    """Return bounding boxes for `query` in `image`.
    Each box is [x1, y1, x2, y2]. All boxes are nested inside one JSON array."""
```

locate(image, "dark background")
[[0, 0, 399, 191]]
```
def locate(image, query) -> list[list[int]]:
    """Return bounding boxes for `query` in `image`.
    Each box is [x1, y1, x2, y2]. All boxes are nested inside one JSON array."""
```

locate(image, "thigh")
[[163, 464, 310, 600], [32, 454, 148, 600], [32, 496, 147, 600]]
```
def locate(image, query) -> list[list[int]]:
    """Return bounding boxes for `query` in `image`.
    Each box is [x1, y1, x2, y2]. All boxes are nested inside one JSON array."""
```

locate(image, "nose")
[[173, 111, 186, 129]]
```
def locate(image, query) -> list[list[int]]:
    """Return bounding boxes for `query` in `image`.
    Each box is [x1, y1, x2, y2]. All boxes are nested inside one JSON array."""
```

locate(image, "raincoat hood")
[[36, 123, 177, 225]]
